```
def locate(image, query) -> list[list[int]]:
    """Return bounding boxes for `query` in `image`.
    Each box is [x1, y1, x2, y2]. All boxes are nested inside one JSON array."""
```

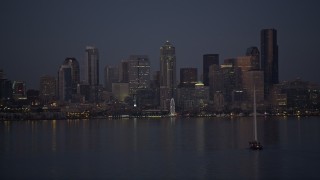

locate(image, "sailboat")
[[249, 86, 263, 150]]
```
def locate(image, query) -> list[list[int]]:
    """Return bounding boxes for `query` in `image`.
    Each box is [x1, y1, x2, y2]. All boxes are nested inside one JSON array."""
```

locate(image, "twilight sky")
[[1, 0, 320, 89]]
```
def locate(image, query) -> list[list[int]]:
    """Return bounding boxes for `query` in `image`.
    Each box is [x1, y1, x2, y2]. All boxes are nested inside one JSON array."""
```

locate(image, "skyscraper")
[[58, 64, 72, 102], [104, 65, 119, 92], [63, 57, 80, 94], [84, 46, 99, 86], [203, 54, 219, 86], [119, 60, 129, 83], [128, 55, 150, 95], [12, 81, 27, 100], [179, 68, 197, 87], [261, 29, 279, 98], [39, 75, 56, 104], [160, 41, 176, 110]]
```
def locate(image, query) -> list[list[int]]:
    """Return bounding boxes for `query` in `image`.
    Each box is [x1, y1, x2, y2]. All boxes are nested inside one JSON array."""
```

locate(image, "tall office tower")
[[179, 68, 197, 87], [84, 46, 99, 86], [261, 29, 279, 98], [160, 40, 176, 110], [128, 55, 150, 95], [39, 75, 56, 104], [203, 54, 219, 86], [58, 64, 72, 102], [104, 65, 119, 92], [119, 60, 129, 83], [63, 57, 80, 94]]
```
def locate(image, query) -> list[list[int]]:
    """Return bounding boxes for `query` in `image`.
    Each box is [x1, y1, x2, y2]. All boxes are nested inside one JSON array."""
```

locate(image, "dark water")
[[1, 116, 320, 179]]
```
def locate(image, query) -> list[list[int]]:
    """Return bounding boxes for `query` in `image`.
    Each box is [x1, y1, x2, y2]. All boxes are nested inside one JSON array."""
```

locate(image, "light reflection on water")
[[0, 116, 320, 179]]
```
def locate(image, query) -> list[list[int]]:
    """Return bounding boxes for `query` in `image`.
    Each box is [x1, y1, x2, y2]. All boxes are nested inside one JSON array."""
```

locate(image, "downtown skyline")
[[1, 0, 320, 89]]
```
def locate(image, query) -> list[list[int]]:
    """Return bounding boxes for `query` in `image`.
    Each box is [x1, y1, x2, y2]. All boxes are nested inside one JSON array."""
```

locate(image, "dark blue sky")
[[1, 0, 320, 89]]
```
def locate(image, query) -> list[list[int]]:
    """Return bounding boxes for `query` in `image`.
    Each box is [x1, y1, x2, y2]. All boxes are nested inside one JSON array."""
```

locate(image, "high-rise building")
[[119, 60, 129, 83], [58, 64, 72, 102], [0, 69, 4, 80], [63, 57, 80, 94], [128, 55, 150, 95], [203, 54, 219, 86], [224, 56, 259, 72], [261, 29, 279, 98], [246, 46, 260, 69], [242, 70, 264, 103], [179, 68, 197, 87], [104, 65, 119, 92], [210, 63, 241, 104], [160, 41, 176, 110], [12, 81, 27, 101], [0, 70, 12, 100], [84, 46, 99, 86], [39, 75, 56, 104]]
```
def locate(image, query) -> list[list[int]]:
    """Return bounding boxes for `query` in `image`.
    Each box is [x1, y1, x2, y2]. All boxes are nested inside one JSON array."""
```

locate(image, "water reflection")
[[1, 117, 320, 179]]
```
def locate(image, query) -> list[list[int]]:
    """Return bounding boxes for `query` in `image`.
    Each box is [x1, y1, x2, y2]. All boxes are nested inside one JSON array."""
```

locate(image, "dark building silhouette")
[[261, 29, 278, 98], [63, 57, 80, 95], [104, 65, 119, 92], [84, 46, 99, 86], [39, 75, 56, 104], [180, 68, 197, 87], [203, 54, 219, 86], [119, 60, 129, 83]]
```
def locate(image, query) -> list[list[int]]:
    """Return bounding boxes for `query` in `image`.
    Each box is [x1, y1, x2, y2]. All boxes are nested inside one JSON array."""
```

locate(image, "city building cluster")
[[1, 29, 320, 119]]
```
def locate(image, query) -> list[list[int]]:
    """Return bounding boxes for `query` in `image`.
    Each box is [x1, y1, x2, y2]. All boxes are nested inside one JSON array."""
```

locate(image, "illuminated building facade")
[[128, 55, 150, 95]]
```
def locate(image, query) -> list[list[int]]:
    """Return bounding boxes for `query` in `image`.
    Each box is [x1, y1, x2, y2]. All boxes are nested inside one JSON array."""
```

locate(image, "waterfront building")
[[0, 70, 12, 101], [203, 54, 219, 86], [160, 41, 176, 110], [84, 46, 99, 102], [58, 64, 72, 102], [0, 79, 12, 101], [39, 75, 56, 104], [261, 29, 279, 98], [12, 81, 27, 101]]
